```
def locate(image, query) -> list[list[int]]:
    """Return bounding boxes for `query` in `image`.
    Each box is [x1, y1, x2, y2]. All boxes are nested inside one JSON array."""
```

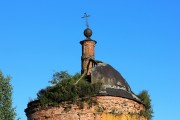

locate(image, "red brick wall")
[[26, 96, 146, 120], [81, 40, 96, 75]]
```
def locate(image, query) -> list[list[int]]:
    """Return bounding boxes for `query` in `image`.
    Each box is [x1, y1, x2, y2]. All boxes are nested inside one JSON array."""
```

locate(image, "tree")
[[138, 90, 153, 120], [0, 70, 16, 120], [49, 71, 71, 85]]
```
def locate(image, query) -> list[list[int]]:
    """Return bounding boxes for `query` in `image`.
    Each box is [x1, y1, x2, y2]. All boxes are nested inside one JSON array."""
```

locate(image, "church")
[[25, 14, 149, 120]]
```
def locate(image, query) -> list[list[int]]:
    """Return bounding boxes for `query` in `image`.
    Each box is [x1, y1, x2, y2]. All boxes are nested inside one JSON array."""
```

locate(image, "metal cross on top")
[[82, 13, 90, 28]]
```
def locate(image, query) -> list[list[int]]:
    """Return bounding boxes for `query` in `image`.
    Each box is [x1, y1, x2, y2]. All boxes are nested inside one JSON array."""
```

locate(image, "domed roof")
[[91, 61, 141, 102]]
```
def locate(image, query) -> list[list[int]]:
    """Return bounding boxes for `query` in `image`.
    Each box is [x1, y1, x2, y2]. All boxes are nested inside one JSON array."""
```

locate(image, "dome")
[[91, 61, 141, 102]]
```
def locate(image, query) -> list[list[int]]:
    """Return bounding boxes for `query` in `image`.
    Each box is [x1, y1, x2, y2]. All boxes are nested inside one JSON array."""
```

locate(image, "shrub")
[[37, 71, 102, 107], [138, 90, 153, 120]]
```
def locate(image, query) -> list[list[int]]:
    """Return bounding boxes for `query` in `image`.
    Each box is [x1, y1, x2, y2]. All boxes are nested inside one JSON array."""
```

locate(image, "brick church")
[[25, 15, 147, 120]]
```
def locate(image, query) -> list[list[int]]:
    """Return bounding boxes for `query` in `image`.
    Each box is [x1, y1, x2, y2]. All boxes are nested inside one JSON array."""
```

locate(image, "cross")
[[82, 13, 90, 28]]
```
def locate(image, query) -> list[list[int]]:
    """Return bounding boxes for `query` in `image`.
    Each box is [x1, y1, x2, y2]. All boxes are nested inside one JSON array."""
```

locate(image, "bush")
[[138, 90, 153, 120], [37, 72, 102, 107]]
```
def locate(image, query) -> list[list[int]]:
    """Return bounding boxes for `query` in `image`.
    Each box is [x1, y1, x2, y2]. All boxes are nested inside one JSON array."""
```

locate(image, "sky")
[[0, 0, 180, 119]]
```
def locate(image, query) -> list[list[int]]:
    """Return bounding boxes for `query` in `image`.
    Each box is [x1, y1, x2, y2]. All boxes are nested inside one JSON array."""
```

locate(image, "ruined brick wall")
[[80, 40, 96, 75], [25, 96, 146, 120]]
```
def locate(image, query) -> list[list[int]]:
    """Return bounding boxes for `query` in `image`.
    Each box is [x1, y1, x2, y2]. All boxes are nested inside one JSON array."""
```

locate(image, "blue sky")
[[0, 0, 180, 119]]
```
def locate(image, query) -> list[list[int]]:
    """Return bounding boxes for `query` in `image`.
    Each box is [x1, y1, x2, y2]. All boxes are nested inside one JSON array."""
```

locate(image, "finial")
[[84, 28, 92, 38], [81, 12, 90, 28]]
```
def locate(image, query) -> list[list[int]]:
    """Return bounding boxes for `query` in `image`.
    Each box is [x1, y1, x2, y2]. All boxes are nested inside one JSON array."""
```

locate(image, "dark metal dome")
[[91, 61, 141, 102]]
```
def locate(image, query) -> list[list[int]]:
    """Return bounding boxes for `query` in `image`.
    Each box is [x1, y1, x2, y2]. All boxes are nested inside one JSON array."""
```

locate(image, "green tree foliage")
[[138, 90, 153, 120], [37, 71, 102, 106], [49, 71, 71, 85], [0, 71, 16, 120]]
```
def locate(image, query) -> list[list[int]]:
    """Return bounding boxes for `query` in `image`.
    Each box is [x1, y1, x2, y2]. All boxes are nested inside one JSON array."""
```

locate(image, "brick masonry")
[[25, 96, 146, 120], [80, 40, 96, 75]]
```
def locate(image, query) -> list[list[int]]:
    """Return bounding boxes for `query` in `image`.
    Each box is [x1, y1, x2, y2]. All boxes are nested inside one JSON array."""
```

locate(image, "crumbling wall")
[[25, 96, 146, 120]]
